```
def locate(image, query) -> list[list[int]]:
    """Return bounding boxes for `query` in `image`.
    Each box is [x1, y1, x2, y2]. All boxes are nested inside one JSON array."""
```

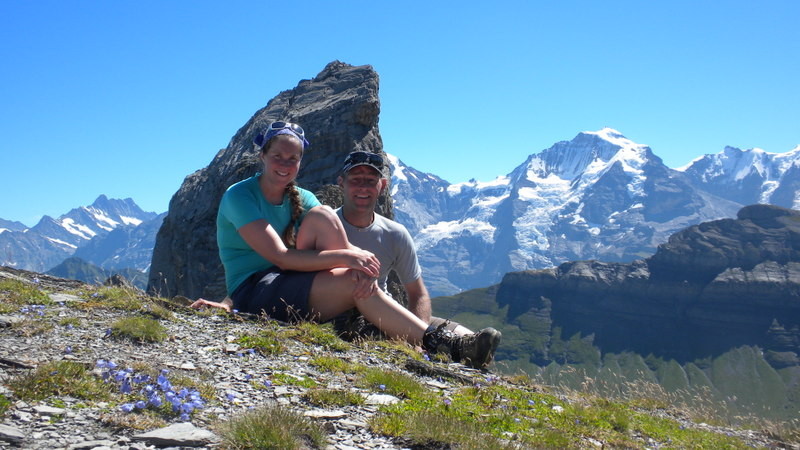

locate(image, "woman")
[[192, 121, 500, 369]]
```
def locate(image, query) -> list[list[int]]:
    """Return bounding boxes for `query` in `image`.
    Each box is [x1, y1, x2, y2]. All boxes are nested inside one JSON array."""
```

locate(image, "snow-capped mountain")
[[389, 128, 768, 296], [679, 145, 800, 208], [0, 195, 159, 273]]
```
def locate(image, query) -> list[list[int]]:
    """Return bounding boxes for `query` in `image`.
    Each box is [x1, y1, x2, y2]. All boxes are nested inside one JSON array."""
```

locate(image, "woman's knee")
[[297, 205, 347, 249]]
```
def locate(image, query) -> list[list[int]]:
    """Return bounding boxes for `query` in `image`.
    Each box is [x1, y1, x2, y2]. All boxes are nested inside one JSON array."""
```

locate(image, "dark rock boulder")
[[147, 61, 391, 299]]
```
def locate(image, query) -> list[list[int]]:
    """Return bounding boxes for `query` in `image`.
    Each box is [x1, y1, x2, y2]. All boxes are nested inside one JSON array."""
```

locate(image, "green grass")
[[271, 372, 318, 388], [6, 360, 114, 402], [216, 403, 327, 449], [286, 322, 350, 352], [310, 355, 362, 374], [368, 376, 756, 449], [0, 394, 12, 418], [110, 316, 167, 343], [235, 329, 286, 356], [358, 367, 424, 399], [0, 278, 51, 313], [304, 388, 365, 408]]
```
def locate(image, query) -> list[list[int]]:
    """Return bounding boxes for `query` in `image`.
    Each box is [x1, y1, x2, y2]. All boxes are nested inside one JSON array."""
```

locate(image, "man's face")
[[339, 165, 386, 210]]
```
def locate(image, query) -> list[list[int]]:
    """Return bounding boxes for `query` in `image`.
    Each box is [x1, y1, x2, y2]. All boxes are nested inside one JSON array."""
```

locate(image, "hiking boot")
[[422, 322, 501, 369]]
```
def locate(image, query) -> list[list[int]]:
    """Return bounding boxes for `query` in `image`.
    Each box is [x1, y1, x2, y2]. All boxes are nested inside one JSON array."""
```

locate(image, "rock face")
[[496, 204, 800, 366], [148, 61, 390, 299]]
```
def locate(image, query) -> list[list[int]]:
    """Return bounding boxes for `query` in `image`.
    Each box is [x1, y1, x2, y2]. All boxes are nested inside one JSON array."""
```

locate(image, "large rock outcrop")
[[496, 204, 800, 366], [147, 61, 391, 299]]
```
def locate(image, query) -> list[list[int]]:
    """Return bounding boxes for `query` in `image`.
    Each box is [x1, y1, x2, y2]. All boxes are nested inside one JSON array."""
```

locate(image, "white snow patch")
[[46, 237, 78, 249], [386, 153, 408, 183], [0, 228, 8, 234], [120, 216, 142, 226], [88, 208, 119, 230], [416, 218, 496, 249], [585, 128, 642, 149], [60, 218, 97, 239]]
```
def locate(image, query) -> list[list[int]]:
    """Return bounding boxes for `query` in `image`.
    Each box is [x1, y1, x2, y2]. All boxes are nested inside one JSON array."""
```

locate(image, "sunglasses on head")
[[344, 151, 384, 169], [254, 121, 307, 148], [267, 121, 304, 138]]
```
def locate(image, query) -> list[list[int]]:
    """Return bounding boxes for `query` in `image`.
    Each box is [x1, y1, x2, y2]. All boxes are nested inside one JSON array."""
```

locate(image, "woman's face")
[[260, 135, 303, 185]]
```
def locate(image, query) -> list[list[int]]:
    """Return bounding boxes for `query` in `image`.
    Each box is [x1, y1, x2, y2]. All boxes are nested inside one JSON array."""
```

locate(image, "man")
[[335, 151, 473, 336]]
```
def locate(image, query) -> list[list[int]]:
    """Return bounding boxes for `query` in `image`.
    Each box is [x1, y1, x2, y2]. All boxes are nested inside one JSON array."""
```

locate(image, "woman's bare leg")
[[295, 206, 349, 250], [293, 206, 428, 344], [307, 269, 427, 344]]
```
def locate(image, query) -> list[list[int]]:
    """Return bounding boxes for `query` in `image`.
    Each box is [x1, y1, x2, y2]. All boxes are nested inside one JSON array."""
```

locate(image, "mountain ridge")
[[389, 127, 800, 296], [0, 195, 160, 274]]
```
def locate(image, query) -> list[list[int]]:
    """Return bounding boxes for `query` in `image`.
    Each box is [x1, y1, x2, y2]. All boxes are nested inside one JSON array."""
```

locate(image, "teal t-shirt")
[[217, 174, 321, 295]]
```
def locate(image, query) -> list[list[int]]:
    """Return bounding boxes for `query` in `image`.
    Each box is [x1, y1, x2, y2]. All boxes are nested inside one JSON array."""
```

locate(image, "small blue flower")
[[120, 403, 135, 413], [232, 309, 239, 314], [528, 400, 535, 406], [64, 346, 72, 355], [423, 353, 430, 361], [135, 400, 146, 410], [226, 392, 236, 401], [148, 394, 163, 408], [158, 378, 172, 391], [263, 380, 272, 387], [180, 412, 190, 421], [443, 398, 452, 406], [120, 379, 132, 394], [66, 324, 74, 330], [104, 328, 112, 337], [379, 384, 386, 391]]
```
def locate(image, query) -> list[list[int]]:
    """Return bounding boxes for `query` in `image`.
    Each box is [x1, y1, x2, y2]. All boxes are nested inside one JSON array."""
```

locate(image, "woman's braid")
[[283, 181, 304, 248]]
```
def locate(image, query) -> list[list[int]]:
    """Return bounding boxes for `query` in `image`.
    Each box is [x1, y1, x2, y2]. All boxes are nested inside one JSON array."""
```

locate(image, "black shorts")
[[230, 267, 318, 322]]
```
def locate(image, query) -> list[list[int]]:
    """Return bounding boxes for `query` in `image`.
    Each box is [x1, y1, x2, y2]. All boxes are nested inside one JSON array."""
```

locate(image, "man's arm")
[[404, 276, 432, 324]]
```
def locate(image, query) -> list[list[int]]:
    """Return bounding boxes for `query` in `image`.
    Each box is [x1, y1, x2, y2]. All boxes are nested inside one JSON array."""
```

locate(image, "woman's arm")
[[238, 218, 380, 277]]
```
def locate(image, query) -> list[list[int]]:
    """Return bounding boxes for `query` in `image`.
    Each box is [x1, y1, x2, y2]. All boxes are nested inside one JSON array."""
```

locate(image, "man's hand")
[[350, 269, 378, 300], [189, 297, 233, 313]]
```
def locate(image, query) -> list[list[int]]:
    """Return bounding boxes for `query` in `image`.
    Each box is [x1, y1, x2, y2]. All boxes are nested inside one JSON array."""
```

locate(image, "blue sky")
[[1, 1, 798, 226]]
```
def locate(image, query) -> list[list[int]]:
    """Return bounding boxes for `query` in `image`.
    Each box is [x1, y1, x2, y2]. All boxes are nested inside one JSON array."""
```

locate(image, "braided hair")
[[259, 133, 306, 249], [283, 180, 303, 248]]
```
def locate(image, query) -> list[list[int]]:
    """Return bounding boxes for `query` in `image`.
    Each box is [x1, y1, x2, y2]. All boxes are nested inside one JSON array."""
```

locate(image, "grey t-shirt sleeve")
[[390, 220, 422, 285]]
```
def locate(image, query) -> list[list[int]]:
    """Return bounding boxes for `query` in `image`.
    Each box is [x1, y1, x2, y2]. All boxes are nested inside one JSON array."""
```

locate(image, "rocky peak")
[[148, 61, 387, 300]]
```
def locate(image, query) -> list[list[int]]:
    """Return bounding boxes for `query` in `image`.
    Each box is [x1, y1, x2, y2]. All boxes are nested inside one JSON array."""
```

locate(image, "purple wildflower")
[[148, 394, 163, 408]]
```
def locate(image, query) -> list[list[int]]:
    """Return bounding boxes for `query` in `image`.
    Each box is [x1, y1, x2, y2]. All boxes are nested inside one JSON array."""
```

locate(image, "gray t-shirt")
[[336, 208, 422, 292]]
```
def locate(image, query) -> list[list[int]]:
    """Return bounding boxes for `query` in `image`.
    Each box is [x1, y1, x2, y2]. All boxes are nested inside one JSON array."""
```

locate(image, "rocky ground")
[[0, 266, 795, 449]]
